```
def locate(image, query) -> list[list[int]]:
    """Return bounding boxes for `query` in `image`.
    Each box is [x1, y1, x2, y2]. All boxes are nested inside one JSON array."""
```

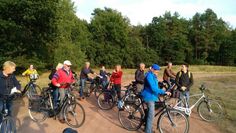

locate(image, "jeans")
[[53, 88, 59, 109], [58, 88, 68, 119], [79, 78, 94, 97], [0, 100, 13, 123], [145, 101, 155, 133], [179, 91, 190, 107]]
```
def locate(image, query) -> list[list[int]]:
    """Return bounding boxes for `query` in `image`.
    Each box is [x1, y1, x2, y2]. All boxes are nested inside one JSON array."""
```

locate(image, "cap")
[[63, 60, 72, 66], [151, 64, 160, 70]]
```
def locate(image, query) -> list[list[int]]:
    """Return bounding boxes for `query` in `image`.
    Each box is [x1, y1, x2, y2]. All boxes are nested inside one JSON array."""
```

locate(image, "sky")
[[72, 0, 236, 28]]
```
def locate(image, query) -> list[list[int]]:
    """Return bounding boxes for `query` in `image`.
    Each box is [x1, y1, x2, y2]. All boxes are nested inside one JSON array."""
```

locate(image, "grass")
[[16, 65, 236, 133]]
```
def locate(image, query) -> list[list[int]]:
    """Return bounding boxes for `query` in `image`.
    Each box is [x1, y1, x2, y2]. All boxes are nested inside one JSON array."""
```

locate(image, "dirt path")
[[12, 94, 222, 133]]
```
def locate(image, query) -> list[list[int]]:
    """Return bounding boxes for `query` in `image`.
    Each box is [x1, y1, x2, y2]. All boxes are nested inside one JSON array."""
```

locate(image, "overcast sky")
[[72, 0, 236, 28]]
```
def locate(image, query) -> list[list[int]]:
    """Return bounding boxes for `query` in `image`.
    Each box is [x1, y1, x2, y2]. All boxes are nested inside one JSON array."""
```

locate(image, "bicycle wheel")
[[197, 99, 223, 122], [97, 91, 115, 110], [94, 86, 103, 98], [118, 104, 144, 131], [28, 84, 41, 99], [64, 102, 86, 128], [0, 116, 16, 133], [28, 109, 47, 122], [158, 109, 189, 133]]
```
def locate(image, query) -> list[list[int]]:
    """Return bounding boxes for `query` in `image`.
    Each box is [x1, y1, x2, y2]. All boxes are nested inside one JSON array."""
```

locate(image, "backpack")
[[178, 71, 191, 78]]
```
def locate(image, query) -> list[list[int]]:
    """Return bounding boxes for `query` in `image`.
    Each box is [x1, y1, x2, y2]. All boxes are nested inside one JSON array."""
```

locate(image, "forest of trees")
[[0, 0, 235, 71]]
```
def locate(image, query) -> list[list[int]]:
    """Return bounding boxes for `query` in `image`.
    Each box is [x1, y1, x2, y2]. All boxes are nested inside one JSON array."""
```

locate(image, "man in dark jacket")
[[79, 62, 95, 99], [135, 63, 145, 93], [175, 63, 193, 106], [0, 61, 21, 123]]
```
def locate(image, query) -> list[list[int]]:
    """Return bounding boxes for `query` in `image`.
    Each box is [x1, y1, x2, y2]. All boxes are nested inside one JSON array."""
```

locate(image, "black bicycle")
[[21, 74, 41, 99], [97, 81, 140, 110], [118, 94, 189, 133], [0, 93, 21, 133], [28, 83, 85, 128]]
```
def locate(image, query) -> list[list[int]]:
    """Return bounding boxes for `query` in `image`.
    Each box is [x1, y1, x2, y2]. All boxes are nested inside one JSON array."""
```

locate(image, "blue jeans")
[[179, 91, 190, 107], [79, 78, 94, 97], [0, 100, 13, 123], [53, 88, 59, 109], [145, 101, 155, 133]]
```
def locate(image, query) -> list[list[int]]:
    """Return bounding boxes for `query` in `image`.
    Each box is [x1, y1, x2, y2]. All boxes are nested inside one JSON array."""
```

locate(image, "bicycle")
[[97, 82, 138, 110], [21, 74, 41, 99], [87, 75, 105, 98], [118, 94, 189, 133], [173, 84, 224, 122], [28, 83, 86, 128], [0, 93, 21, 133]]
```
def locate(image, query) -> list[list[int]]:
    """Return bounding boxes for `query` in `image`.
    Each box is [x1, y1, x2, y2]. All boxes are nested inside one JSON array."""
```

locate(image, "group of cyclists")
[[0, 60, 194, 133]]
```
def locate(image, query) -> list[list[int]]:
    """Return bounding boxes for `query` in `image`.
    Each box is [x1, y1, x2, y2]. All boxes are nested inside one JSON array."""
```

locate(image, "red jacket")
[[51, 68, 75, 88], [110, 71, 122, 84]]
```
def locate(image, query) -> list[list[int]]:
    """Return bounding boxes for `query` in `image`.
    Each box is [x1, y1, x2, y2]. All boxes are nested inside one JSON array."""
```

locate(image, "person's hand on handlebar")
[[165, 91, 171, 96]]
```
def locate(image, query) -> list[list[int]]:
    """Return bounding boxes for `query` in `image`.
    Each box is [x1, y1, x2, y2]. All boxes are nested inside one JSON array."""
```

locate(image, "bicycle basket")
[[29, 74, 39, 80], [29, 95, 42, 112]]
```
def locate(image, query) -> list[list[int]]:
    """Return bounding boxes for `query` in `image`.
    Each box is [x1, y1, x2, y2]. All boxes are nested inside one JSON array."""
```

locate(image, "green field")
[[17, 65, 236, 133]]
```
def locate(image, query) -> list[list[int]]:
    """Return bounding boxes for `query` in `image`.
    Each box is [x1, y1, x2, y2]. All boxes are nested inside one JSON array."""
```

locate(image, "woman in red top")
[[110, 65, 123, 101]]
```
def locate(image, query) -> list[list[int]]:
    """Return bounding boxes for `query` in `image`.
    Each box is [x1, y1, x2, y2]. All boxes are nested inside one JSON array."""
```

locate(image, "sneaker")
[[117, 100, 124, 109]]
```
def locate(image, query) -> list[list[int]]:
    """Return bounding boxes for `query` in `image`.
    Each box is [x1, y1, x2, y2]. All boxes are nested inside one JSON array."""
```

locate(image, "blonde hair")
[[3, 61, 16, 70], [56, 63, 63, 70]]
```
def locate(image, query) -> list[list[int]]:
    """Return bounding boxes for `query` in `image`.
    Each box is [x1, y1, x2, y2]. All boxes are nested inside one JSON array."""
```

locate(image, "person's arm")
[[22, 69, 29, 76], [187, 72, 194, 90], [170, 69, 176, 77], [146, 73, 165, 95], [166, 69, 175, 78], [51, 72, 60, 87], [34, 69, 38, 74]]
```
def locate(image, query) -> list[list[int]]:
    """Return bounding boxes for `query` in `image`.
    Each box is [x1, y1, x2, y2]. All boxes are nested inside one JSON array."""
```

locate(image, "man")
[[79, 62, 95, 99], [52, 60, 75, 123], [0, 61, 21, 123], [163, 62, 176, 90], [175, 63, 193, 107], [135, 63, 145, 93], [141, 64, 171, 133]]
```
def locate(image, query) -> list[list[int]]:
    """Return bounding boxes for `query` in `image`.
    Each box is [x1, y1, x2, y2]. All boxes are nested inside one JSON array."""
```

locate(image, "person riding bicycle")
[[99, 66, 109, 89], [48, 63, 63, 109], [163, 62, 176, 90], [22, 64, 38, 81], [175, 63, 193, 107], [110, 65, 123, 109], [51, 60, 75, 123], [0, 61, 21, 123], [141, 64, 171, 133], [135, 63, 145, 93]]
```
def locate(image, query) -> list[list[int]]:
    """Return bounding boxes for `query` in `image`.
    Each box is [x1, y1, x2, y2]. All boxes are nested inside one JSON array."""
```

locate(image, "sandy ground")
[[12, 92, 222, 133]]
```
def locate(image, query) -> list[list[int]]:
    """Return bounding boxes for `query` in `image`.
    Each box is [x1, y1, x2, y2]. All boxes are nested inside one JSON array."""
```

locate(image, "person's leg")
[[115, 84, 121, 100], [185, 91, 190, 108], [0, 100, 4, 123], [58, 88, 66, 120], [6, 100, 13, 117], [53, 88, 59, 109], [136, 83, 143, 93], [179, 91, 184, 107], [79, 79, 85, 97], [145, 101, 155, 133]]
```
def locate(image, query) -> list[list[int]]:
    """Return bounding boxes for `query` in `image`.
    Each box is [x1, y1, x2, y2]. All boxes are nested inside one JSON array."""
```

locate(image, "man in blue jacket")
[[141, 64, 171, 133]]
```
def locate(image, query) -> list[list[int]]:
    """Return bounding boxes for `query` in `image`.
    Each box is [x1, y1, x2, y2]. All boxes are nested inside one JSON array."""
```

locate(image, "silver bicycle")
[[173, 84, 224, 122]]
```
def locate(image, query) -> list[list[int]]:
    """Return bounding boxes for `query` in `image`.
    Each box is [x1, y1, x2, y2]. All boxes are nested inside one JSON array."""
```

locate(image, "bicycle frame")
[[21, 80, 36, 95], [173, 92, 207, 116]]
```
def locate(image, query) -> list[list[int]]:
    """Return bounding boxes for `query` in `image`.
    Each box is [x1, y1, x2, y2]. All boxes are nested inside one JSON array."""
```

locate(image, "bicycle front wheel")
[[0, 116, 16, 133], [28, 109, 47, 122], [197, 99, 223, 122], [158, 109, 189, 133], [28, 84, 41, 99], [118, 104, 144, 131], [94, 86, 103, 98], [97, 91, 115, 110], [64, 102, 86, 128]]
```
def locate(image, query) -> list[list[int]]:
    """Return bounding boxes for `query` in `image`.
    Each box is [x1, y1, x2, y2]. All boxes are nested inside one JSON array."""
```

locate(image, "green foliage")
[[0, 1, 235, 71]]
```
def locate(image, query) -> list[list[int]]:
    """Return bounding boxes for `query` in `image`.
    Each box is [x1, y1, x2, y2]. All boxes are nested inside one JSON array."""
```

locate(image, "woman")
[[0, 61, 21, 123]]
